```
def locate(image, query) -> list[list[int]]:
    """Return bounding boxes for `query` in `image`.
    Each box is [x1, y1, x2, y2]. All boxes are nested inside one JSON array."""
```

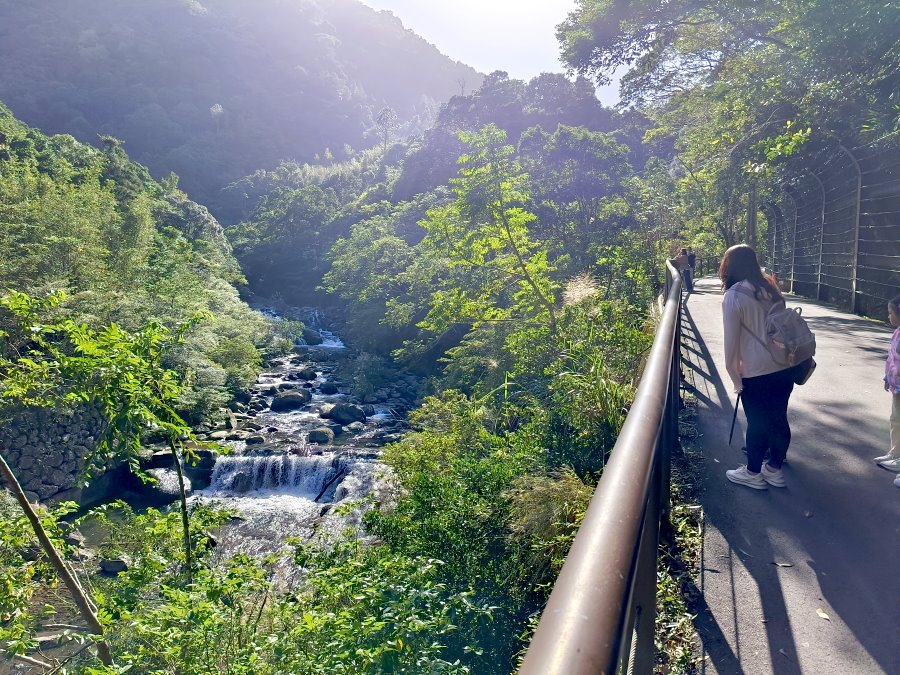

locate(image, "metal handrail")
[[520, 260, 683, 675]]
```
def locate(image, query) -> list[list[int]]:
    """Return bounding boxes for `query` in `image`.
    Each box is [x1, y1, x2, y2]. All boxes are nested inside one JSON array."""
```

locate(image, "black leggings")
[[741, 367, 796, 472]]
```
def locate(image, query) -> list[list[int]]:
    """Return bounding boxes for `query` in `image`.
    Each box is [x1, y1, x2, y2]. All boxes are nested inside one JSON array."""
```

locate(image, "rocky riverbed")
[[143, 316, 424, 560]]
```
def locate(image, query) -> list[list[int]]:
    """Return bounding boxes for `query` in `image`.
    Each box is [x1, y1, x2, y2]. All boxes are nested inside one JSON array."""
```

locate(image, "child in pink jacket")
[[874, 294, 900, 487]]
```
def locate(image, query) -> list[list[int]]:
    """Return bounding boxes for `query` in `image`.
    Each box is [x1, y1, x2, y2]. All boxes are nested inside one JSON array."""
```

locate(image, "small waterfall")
[[147, 468, 191, 494], [259, 305, 345, 349], [206, 454, 346, 497], [296, 308, 345, 349]]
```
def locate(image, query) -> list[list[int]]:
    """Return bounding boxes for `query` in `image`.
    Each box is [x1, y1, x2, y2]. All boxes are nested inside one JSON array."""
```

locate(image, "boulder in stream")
[[329, 403, 367, 425], [319, 382, 339, 395], [230, 471, 254, 493], [307, 427, 335, 444], [184, 449, 216, 490], [99, 558, 129, 575], [301, 327, 323, 345], [143, 450, 173, 470], [271, 390, 312, 410]]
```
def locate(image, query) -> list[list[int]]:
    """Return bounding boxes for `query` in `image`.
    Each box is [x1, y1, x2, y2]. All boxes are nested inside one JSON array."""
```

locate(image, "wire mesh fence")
[[761, 133, 900, 319]]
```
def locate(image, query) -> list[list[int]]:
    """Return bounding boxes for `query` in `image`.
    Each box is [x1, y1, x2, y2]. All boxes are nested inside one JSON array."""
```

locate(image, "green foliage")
[[519, 124, 633, 271], [347, 351, 390, 400], [32, 505, 480, 674], [504, 468, 593, 586], [321, 191, 449, 349], [84, 502, 227, 612], [558, 0, 899, 250], [0, 291, 196, 478], [285, 542, 484, 674], [105, 555, 275, 675], [315, 114, 660, 669], [228, 184, 342, 302], [366, 391, 547, 669], [419, 124, 558, 336], [209, 336, 262, 393], [0, 492, 78, 659], [545, 334, 635, 477], [0, 105, 268, 422]]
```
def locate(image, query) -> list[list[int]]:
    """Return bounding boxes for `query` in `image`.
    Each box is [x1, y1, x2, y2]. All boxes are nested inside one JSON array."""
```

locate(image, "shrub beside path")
[[681, 276, 899, 675]]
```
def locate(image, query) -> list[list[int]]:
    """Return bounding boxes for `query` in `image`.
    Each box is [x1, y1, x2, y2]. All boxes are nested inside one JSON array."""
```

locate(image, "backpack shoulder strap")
[[740, 319, 770, 349], [730, 284, 771, 348]]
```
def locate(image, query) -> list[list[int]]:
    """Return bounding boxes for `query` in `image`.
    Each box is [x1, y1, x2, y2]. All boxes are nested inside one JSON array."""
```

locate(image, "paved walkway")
[[682, 276, 899, 675]]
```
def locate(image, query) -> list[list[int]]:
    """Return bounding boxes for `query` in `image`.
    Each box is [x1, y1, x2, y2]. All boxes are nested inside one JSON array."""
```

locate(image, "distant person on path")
[[874, 294, 900, 486], [719, 244, 800, 490], [688, 248, 697, 274], [672, 248, 693, 292]]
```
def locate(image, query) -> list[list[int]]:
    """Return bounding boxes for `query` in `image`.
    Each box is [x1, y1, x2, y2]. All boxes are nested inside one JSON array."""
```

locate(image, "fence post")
[[747, 183, 758, 249], [783, 185, 799, 294], [806, 169, 826, 301], [838, 144, 862, 313], [759, 203, 775, 274]]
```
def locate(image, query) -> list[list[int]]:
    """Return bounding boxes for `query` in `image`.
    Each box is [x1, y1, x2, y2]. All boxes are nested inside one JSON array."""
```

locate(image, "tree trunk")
[[0, 451, 114, 666], [168, 439, 193, 584]]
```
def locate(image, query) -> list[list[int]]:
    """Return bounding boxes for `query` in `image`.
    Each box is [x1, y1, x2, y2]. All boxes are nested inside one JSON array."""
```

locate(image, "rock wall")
[[0, 406, 102, 504]]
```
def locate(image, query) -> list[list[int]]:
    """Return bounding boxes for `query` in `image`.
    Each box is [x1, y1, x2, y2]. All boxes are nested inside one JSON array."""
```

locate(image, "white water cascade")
[[187, 309, 392, 563], [206, 453, 348, 498], [194, 451, 385, 560]]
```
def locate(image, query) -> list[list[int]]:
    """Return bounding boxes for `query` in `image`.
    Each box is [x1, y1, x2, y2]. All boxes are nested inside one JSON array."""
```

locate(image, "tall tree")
[[519, 124, 632, 268], [420, 125, 558, 335]]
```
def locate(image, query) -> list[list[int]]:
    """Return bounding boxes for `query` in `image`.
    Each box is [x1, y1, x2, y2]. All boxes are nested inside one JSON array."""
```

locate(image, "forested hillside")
[[0, 104, 268, 422], [0, 0, 481, 220], [226, 71, 653, 309]]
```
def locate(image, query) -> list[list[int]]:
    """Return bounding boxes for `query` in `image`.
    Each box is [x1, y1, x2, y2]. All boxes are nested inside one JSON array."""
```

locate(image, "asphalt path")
[[682, 276, 899, 675]]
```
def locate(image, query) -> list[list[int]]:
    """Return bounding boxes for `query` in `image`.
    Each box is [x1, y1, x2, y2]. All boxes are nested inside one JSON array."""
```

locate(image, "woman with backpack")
[[719, 244, 807, 489]]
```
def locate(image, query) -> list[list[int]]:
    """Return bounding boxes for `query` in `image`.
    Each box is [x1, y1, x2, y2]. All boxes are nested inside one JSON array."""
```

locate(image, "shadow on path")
[[681, 278, 899, 675]]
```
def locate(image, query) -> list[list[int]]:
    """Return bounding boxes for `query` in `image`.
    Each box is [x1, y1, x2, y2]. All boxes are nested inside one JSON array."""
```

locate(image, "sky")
[[359, 0, 621, 106]]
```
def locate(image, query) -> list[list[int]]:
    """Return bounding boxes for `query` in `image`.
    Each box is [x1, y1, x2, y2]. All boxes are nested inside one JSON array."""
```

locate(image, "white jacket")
[[722, 280, 785, 392]]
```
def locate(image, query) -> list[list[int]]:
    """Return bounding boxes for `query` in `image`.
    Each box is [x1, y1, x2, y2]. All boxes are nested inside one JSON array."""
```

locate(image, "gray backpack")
[[735, 285, 817, 367]]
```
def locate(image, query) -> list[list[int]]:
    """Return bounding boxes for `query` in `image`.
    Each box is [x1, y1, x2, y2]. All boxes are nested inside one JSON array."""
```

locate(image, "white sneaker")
[[877, 457, 900, 473], [762, 464, 786, 487], [894, 474, 900, 489], [873, 453, 895, 463], [726, 465, 767, 490]]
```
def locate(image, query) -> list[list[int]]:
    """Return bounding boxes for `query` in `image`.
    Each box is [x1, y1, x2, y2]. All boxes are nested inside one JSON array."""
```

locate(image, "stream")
[[181, 309, 414, 564]]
